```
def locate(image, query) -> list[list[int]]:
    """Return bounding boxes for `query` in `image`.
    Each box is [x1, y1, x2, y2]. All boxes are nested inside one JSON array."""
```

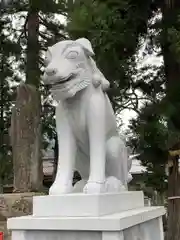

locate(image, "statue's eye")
[[66, 51, 78, 59]]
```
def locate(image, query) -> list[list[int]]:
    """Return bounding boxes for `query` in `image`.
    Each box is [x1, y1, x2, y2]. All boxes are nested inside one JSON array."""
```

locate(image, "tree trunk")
[[167, 156, 180, 240], [11, 83, 43, 192], [161, 1, 180, 239], [67, 0, 74, 10], [0, 59, 4, 193], [0, 53, 6, 154], [52, 134, 58, 182], [26, 0, 40, 87]]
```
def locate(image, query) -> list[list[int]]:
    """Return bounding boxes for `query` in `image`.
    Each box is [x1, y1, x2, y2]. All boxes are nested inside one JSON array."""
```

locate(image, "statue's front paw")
[[49, 182, 73, 195], [83, 181, 106, 194]]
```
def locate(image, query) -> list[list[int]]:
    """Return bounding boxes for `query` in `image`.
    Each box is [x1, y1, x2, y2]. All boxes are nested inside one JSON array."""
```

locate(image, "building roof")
[[129, 159, 147, 174], [43, 158, 147, 176], [43, 159, 54, 176], [42, 141, 147, 176]]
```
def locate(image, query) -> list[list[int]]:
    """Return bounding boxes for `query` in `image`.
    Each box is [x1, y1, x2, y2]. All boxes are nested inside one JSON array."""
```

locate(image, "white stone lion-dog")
[[42, 38, 132, 195]]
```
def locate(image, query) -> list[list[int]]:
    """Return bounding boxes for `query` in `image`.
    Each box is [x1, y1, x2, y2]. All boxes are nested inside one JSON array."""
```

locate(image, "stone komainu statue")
[[42, 38, 132, 195], [11, 83, 43, 192]]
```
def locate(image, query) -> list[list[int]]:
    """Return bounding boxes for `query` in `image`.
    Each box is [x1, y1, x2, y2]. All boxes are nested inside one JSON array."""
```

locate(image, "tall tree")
[[128, 1, 180, 239], [0, 7, 21, 190], [10, 0, 43, 192], [5, 0, 68, 191], [26, 0, 40, 87], [161, 1, 180, 239]]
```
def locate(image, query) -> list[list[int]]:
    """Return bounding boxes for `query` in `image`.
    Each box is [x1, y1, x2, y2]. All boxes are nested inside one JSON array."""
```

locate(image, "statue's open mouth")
[[51, 74, 75, 87]]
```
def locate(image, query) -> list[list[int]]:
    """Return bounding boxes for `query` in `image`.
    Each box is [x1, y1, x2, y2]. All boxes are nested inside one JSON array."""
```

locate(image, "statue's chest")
[[65, 98, 87, 138]]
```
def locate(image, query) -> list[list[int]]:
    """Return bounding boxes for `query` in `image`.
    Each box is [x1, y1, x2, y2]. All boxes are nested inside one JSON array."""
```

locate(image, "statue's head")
[[42, 38, 109, 100]]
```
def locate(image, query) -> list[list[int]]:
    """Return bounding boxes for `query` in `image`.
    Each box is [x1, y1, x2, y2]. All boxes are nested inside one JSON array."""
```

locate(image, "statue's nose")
[[45, 67, 57, 76]]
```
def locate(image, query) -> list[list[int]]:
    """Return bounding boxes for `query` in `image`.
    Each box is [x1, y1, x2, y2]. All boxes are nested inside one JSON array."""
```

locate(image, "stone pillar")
[[10, 83, 43, 192]]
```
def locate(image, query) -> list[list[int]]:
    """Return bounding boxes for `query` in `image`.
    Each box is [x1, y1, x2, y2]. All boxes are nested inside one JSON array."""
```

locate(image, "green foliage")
[[129, 101, 168, 192], [0, 150, 13, 186], [67, 0, 152, 111], [128, 3, 180, 194]]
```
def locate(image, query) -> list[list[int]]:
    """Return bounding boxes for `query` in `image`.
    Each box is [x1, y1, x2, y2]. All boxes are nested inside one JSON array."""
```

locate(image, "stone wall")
[[0, 192, 45, 240]]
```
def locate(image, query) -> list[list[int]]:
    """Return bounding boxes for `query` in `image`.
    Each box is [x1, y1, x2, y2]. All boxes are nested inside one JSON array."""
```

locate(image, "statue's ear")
[[75, 38, 95, 56]]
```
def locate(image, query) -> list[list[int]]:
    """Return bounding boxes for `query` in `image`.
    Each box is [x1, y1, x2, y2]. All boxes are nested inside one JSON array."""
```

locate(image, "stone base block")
[[8, 207, 165, 240], [33, 191, 144, 217]]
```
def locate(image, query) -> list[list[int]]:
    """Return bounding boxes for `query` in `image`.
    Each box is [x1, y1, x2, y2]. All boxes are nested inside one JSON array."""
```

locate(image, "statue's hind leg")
[[106, 136, 129, 189]]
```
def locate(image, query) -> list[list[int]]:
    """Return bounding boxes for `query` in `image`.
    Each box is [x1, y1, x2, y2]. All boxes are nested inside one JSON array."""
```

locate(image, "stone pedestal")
[[7, 191, 165, 240]]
